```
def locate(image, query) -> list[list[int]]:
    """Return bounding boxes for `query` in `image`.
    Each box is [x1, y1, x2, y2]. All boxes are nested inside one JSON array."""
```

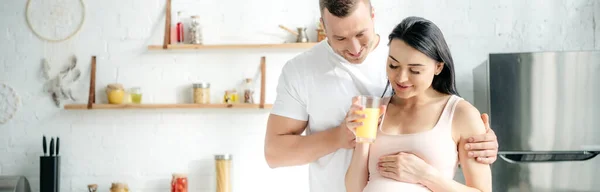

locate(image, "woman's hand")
[[341, 96, 388, 133], [377, 152, 438, 184], [341, 99, 366, 134]]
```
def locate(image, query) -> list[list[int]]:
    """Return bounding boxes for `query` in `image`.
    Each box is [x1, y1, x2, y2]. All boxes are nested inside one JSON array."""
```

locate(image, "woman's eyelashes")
[[388, 64, 421, 74]]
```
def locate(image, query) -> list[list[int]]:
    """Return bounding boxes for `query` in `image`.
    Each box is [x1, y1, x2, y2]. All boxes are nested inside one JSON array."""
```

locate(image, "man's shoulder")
[[282, 41, 330, 74]]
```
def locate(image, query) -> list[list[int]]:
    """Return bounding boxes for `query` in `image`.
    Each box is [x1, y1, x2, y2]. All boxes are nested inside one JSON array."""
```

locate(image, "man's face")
[[321, 1, 376, 64]]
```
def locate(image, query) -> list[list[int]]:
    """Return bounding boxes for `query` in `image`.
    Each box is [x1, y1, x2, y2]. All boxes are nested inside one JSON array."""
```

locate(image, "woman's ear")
[[435, 62, 444, 75]]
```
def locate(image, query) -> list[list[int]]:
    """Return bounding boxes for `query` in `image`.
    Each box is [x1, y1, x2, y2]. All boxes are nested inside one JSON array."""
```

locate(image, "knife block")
[[40, 156, 60, 192]]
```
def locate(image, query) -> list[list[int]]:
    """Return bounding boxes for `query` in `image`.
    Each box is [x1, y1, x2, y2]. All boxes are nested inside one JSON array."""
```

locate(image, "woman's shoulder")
[[451, 96, 487, 136]]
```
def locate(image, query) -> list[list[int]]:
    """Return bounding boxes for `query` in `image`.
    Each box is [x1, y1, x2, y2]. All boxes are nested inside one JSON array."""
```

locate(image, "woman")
[[344, 16, 492, 192]]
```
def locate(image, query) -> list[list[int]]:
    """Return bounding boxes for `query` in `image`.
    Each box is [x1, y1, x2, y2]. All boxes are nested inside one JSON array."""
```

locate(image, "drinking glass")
[[354, 95, 381, 143]]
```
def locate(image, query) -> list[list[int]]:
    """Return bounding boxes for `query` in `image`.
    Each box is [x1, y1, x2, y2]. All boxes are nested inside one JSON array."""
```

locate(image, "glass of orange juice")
[[354, 96, 381, 143]]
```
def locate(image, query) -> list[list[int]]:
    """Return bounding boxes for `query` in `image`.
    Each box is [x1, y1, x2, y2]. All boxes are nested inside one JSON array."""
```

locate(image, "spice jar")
[[193, 82, 210, 104], [110, 183, 129, 192], [189, 15, 203, 44], [129, 87, 142, 104], [223, 90, 238, 104], [106, 84, 125, 104], [215, 154, 232, 192], [171, 173, 188, 192], [243, 78, 254, 104]]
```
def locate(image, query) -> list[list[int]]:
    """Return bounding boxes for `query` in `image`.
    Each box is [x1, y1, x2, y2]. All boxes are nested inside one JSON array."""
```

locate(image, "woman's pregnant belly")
[[362, 178, 431, 192]]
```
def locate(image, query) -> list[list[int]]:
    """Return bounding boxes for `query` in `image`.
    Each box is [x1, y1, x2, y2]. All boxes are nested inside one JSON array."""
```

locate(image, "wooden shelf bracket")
[[87, 56, 97, 109], [163, 0, 171, 49], [259, 56, 266, 109]]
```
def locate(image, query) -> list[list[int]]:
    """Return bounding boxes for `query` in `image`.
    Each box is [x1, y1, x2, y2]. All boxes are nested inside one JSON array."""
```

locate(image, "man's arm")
[[264, 114, 348, 168]]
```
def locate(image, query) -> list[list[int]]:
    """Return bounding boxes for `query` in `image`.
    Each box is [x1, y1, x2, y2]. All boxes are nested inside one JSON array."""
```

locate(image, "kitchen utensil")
[[43, 136, 47, 156], [87, 184, 97, 192], [40, 155, 60, 192], [279, 25, 310, 43], [56, 137, 59, 156], [49, 138, 54, 157], [296, 27, 309, 43], [278, 25, 298, 36]]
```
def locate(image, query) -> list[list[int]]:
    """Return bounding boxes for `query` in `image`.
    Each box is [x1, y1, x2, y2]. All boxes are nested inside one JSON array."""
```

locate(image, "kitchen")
[[0, 0, 599, 192]]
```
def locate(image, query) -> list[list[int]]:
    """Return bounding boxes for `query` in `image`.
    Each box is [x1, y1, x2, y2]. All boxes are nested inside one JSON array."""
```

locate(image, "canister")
[[171, 173, 188, 192], [215, 154, 232, 192], [193, 82, 210, 104], [189, 15, 203, 44]]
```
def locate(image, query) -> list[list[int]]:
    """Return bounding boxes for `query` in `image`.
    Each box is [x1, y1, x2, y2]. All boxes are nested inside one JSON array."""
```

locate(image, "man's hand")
[[464, 113, 498, 164]]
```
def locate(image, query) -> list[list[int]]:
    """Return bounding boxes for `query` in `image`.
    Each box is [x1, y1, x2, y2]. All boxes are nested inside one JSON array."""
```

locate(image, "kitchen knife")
[[49, 137, 54, 157], [43, 135, 47, 156], [56, 137, 60, 156]]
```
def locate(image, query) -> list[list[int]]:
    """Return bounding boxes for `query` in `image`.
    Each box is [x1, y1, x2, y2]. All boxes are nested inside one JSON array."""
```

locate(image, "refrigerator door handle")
[[498, 151, 600, 164]]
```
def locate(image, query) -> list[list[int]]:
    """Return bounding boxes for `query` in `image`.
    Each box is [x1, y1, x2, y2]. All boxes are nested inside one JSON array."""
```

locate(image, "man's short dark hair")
[[319, 0, 371, 18]]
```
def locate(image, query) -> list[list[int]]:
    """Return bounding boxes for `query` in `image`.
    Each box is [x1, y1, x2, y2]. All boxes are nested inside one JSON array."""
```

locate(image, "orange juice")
[[355, 108, 380, 143]]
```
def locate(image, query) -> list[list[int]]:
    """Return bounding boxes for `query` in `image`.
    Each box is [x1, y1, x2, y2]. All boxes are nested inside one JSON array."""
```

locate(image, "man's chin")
[[345, 56, 366, 64]]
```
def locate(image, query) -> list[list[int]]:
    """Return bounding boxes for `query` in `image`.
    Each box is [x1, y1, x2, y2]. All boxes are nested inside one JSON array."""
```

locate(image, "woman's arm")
[[420, 100, 492, 192], [345, 143, 371, 192]]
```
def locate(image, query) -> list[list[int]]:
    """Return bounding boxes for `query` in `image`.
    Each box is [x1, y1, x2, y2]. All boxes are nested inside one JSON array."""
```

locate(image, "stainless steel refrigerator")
[[470, 51, 600, 192]]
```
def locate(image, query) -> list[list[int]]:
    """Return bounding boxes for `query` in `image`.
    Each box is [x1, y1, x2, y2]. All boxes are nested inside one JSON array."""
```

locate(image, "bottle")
[[176, 11, 184, 43], [243, 78, 254, 104], [223, 90, 238, 104], [189, 15, 203, 44], [171, 173, 188, 192]]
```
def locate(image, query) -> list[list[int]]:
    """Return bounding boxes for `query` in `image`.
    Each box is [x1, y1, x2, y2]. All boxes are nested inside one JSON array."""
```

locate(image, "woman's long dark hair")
[[381, 16, 459, 98]]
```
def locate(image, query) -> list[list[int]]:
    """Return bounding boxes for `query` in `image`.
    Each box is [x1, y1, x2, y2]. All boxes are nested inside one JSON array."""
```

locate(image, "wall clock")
[[26, 0, 86, 42]]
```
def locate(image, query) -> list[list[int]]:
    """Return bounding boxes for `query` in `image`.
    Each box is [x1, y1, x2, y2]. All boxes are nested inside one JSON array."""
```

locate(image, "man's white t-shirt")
[[271, 37, 390, 192]]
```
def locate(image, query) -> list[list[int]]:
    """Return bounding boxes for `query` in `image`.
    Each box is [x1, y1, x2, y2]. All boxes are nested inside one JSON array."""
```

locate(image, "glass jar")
[[223, 90, 238, 104], [243, 78, 254, 104], [106, 83, 124, 104], [129, 87, 142, 104], [215, 154, 232, 192], [189, 15, 203, 44], [171, 173, 188, 192], [193, 82, 210, 104], [110, 183, 129, 192]]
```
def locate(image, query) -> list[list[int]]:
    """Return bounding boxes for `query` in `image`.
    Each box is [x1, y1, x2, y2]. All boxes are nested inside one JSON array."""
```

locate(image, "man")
[[264, 0, 499, 192]]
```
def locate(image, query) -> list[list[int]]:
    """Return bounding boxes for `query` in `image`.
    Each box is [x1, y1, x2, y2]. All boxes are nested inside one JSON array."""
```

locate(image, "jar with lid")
[[129, 87, 142, 104], [193, 82, 210, 104], [215, 154, 232, 192], [223, 90, 238, 104], [110, 183, 129, 192], [106, 83, 125, 104], [189, 15, 203, 44], [242, 78, 254, 104], [171, 173, 188, 192]]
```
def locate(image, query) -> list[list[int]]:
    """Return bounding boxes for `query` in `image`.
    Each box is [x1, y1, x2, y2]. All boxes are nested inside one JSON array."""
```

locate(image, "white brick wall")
[[0, 0, 597, 191]]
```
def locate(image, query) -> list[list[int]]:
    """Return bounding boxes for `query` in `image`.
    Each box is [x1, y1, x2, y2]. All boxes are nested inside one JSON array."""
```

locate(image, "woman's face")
[[386, 39, 444, 99]]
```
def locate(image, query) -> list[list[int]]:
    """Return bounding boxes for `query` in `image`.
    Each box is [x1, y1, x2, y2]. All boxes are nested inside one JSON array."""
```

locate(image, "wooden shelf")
[[147, 43, 317, 50], [64, 103, 273, 110]]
